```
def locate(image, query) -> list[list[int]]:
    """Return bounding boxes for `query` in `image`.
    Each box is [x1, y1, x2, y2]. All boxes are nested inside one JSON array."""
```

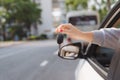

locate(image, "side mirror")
[[58, 43, 83, 60]]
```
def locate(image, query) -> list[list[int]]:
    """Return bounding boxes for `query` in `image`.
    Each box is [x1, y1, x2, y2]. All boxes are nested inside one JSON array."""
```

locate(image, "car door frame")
[[84, 1, 120, 80]]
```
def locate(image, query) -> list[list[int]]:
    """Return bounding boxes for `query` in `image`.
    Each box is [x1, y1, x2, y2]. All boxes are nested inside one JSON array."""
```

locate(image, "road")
[[0, 40, 79, 80]]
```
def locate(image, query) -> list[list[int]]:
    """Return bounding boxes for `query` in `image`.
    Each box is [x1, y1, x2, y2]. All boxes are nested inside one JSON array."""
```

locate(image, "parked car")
[[66, 10, 100, 31], [66, 10, 100, 43], [57, 1, 120, 80]]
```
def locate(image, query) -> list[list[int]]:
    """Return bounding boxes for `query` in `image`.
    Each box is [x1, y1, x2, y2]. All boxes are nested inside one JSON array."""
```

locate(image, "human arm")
[[55, 23, 120, 50], [92, 28, 120, 49], [55, 23, 94, 42]]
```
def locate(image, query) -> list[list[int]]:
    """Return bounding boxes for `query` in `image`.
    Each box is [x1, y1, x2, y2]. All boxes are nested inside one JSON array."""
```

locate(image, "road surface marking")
[[40, 60, 48, 67]]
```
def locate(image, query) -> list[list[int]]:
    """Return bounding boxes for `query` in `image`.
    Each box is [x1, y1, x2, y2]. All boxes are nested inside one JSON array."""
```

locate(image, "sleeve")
[[92, 28, 120, 50]]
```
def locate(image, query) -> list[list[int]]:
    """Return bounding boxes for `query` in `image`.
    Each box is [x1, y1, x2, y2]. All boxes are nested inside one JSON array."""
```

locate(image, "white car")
[[66, 10, 100, 43], [57, 1, 120, 80], [66, 10, 100, 31]]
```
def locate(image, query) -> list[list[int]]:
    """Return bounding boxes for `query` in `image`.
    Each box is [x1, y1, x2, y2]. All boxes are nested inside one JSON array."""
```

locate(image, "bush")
[[27, 35, 37, 40], [27, 34, 48, 40], [9, 25, 27, 40], [38, 34, 48, 40]]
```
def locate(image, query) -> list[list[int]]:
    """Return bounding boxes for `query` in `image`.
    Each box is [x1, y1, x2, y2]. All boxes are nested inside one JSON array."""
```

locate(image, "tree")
[[0, 0, 42, 40], [0, 7, 8, 41], [65, 0, 88, 11], [10, 0, 42, 32], [92, 0, 118, 22]]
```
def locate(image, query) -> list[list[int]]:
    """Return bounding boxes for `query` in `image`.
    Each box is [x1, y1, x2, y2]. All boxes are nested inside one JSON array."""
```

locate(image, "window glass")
[[95, 47, 115, 67], [113, 19, 120, 28], [69, 16, 97, 26]]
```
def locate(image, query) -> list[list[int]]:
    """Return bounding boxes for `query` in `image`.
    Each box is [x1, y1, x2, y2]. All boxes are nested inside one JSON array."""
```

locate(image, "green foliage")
[[99, 7, 108, 22], [12, 0, 42, 25], [65, 0, 88, 11], [27, 34, 48, 40], [0, 0, 42, 29], [27, 35, 37, 40], [92, 0, 118, 22], [0, 0, 42, 40], [9, 25, 26, 40], [39, 34, 48, 40], [65, 0, 119, 22]]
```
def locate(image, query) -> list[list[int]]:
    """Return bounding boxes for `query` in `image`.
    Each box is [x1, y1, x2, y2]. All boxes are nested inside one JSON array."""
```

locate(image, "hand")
[[55, 23, 82, 40], [55, 23, 93, 42]]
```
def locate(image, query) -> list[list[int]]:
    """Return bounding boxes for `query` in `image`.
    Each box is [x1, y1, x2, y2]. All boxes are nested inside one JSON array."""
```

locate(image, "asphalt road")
[[0, 40, 79, 80]]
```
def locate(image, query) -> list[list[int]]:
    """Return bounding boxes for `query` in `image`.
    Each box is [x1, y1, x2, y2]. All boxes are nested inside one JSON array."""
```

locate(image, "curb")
[[0, 41, 24, 48]]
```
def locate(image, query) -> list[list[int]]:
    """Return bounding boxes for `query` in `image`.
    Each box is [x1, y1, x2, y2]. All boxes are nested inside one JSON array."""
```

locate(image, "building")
[[31, 0, 65, 38], [31, 0, 53, 38]]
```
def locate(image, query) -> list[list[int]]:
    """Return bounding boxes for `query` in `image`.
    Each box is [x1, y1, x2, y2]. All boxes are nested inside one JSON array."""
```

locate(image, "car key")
[[57, 34, 64, 49]]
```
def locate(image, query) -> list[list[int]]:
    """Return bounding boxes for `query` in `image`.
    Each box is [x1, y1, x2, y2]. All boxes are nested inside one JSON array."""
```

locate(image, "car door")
[[75, 1, 120, 80]]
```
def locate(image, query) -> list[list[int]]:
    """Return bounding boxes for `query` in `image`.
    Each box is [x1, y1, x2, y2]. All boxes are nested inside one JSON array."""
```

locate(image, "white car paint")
[[75, 59, 104, 80]]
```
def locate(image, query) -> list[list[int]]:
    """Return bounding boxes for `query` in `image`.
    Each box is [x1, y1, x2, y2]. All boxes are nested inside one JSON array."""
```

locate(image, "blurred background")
[[0, 0, 118, 41], [0, 0, 119, 80]]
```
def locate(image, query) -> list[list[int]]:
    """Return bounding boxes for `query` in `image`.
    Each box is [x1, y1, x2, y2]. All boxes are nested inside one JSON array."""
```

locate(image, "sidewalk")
[[0, 41, 23, 48]]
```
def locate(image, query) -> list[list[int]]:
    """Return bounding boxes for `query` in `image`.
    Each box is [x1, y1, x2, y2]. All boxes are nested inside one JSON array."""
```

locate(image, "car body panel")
[[75, 59, 104, 80], [75, 1, 120, 80]]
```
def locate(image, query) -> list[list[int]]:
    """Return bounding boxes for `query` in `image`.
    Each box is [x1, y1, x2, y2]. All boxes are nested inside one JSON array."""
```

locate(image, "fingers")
[[55, 24, 72, 33]]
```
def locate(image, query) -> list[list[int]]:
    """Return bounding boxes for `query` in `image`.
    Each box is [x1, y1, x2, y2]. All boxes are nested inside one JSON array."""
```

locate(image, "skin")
[[55, 23, 94, 42]]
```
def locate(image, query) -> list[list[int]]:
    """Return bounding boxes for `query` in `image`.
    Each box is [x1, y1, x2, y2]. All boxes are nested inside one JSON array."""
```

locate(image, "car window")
[[93, 18, 120, 69], [114, 19, 120, 28], [95, 47, 115, 68]]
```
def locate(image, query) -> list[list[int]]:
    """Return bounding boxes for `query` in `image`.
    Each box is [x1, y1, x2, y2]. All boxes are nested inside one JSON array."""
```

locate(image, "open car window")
[[87, 21, 120, 79], [93, 18, 120, 68], [86, 1, 120, 79], [93, 46, 115, 67], [113, 19, 120, 27]]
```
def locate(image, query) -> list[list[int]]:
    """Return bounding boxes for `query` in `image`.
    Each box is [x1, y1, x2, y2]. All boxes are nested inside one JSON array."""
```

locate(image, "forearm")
[[78, 31, 94, 43], [92, 28, 120, 49]]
